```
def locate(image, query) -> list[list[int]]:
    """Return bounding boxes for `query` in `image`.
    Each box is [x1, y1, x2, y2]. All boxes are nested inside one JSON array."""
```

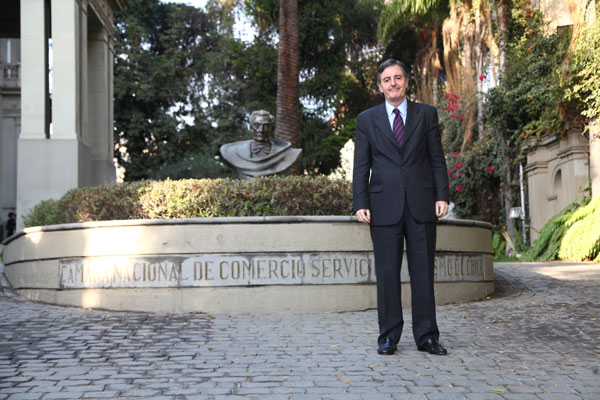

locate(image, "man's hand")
[[356, 209, 371, 224], [435, 201, 449, 218]]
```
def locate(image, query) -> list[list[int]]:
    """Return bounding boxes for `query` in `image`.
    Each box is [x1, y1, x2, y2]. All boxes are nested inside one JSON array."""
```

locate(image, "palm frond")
[[377, 0, 449, 43]]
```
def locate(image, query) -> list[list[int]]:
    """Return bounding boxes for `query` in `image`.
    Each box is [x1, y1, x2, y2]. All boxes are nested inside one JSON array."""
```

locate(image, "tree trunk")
[[496, 0, 510, 81], [460, 2, 476, 151], [475, 6, 485, 137], [275, 0, 301, 174]]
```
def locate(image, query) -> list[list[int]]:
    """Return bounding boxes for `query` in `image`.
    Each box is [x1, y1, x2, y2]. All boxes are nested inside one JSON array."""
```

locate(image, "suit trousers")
[[370, 199, 440, 347]]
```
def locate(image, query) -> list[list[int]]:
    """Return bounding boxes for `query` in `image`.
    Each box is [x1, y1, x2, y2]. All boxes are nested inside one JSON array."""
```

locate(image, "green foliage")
[[244, 0, 383, 174], [441, 7, 571, 232], [23, 177, 353, 227], [521, 197, 592, 262], [114, 0, 382, 179], [558, 196, 600, 261], [113, 0, 221, 181], [492, 231, 506, 260], [137, 179, 218, 219], [56, 182, 148, 223], [440, 93, 503, 223], [22, 200, 60, 227], [490, 7, 571, 139], [565, 19, 600, 121], [149, 151, 235, 180], [377, 0, 448, 43]]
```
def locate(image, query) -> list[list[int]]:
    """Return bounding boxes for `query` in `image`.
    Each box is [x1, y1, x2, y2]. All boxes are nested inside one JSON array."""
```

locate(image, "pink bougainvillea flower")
[[479, 74, 487, 81], [455, 161, 463, 168], [452, 151, 458, 157], [456, 186, 463, 192], [487, 166, 495, 172]]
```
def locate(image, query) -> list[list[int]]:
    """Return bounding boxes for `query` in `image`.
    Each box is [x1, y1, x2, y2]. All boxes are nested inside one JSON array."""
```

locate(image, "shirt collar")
[[385, 98, 408, 119]]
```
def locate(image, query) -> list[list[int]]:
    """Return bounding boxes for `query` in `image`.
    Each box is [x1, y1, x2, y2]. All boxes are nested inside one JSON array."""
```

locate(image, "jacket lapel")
[[402, 100, 422, 148], [374, 103, 400, 149]]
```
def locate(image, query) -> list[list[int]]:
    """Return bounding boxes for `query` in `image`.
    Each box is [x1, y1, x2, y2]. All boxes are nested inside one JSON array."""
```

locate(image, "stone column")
[[19, 0, 47, 139], [17, 0, 88, 230], [17, 0, 49, 230], [88, 26, 116, 184], [52, 0, 81, 140]]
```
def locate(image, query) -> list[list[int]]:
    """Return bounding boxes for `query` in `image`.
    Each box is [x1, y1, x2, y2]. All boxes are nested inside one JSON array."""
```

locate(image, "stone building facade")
[[0, 38, 20, 240], [0, 0, 125, 236], [524, 132, 590, 241]]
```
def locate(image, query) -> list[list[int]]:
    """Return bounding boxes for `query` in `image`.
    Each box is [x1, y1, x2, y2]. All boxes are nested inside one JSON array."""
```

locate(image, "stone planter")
[[2, 217, 493, 312]]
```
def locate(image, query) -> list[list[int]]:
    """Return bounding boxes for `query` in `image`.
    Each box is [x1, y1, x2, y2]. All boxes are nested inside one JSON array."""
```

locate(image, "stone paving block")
[[60, 385, 104, 392], [321, 395, 363, 400], [506, 384, 545, 393], [4, 394, 42, 400], [501, 395, 540, 400], [201, 388, 234, 395], [535, 394, 590, 400], [80, 391, 120, 398], [2, 377, 32, 384], [58, 381, 91, 388], [1, 388, 28, 395], [25, 384, 62, 393], [119, 389, 161, 397], [464, 393, 506, 400], [39, 393, 84, 400]]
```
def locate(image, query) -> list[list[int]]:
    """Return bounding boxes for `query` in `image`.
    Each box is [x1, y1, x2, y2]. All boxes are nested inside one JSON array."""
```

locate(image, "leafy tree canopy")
[[114, 0, 383, 180]]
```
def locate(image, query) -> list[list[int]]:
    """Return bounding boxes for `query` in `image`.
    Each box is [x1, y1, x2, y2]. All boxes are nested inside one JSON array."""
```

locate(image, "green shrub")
[[22, 199, 60, 227], [23, 176, 354, 227], [492, 231, 506, 259], [56, 181, 148, 223], [138, 178, 219, 219], [558, 196, 600, 261], [522, 195, 600, 262], [521, 201, 579, 261]]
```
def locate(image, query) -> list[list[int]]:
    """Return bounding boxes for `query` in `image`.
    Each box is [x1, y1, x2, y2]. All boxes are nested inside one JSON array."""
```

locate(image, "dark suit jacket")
[[353, 100, 449, 226]]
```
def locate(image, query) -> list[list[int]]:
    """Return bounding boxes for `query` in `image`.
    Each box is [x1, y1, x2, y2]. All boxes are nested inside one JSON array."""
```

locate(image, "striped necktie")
[[392, 108, 405, 147]]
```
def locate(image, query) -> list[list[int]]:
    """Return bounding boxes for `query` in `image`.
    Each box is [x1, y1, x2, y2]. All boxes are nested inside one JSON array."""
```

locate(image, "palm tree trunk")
[[275, 0, 301, 174], [475, 5, 485, 137], [496, 0, 510, 81]]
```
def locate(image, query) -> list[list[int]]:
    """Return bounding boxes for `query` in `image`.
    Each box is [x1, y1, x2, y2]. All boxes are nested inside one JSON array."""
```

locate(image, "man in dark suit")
[[353, 59, 449, 356]]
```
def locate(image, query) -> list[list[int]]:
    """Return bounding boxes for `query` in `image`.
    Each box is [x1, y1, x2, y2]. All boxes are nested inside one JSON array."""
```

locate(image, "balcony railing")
[[0, 63, 20, 88]]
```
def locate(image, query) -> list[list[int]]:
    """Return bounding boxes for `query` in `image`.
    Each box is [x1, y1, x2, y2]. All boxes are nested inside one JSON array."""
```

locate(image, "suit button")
[[401, 167, 406, 171]]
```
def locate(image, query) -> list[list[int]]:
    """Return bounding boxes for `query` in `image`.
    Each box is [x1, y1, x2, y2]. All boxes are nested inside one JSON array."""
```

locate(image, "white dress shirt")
[[384, 98, 407, 131]]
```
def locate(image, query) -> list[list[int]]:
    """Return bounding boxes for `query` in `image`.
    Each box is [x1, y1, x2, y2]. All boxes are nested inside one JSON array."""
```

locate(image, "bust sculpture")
[[219, 110, 302, 180]]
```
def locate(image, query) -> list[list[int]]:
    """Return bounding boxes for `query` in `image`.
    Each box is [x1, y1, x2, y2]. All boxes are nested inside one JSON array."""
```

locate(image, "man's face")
[[251, 115, 272, 143], [377, 65, 408, 106]]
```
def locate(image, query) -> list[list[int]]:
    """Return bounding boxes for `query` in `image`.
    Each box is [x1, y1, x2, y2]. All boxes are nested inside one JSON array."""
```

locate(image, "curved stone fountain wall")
[[2, 217, 493, 312]]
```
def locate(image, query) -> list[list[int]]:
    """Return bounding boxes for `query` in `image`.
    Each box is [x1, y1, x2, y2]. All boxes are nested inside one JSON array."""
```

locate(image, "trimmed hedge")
[[23, 176, 354, 227]]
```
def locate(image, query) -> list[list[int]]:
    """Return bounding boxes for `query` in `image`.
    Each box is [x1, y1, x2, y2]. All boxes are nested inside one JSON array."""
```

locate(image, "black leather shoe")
[[417, 337, 448, 355], [377, 338, 397, 355]]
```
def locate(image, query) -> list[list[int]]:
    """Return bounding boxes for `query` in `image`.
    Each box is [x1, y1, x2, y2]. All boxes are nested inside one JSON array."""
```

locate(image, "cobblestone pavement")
[[0, 261, 599, 400]]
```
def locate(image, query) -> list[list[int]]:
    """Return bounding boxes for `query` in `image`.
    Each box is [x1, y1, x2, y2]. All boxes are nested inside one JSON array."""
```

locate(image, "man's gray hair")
[[376, 59, 409, 84]]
